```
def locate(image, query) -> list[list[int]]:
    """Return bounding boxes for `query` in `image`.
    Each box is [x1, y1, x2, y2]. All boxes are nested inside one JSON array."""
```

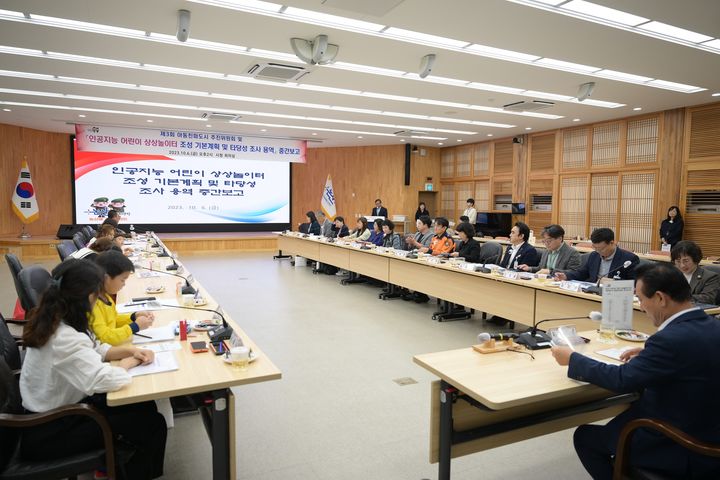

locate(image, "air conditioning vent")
[[201, 112, 240, 122], [394, 130, 429, 137], [503, 100, 555, 112], [245, 62, 310, 82]]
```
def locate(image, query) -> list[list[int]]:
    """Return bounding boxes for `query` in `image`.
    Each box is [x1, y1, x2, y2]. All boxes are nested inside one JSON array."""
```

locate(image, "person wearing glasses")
[[671, 240, 720, 305], [518, 224, 581, 275], [555, 228, 638, 282]]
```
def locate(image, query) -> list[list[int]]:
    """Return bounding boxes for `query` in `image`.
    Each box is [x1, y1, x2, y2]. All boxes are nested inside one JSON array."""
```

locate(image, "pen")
[[125, 302, 147, 307], [134, 332, 152, 339]]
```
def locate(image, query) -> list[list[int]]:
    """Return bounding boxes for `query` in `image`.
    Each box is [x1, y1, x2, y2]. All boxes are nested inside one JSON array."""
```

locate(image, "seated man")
[[499, 222, 539, 269], [519, 224, 581, 274], [551, 263, 720, 479], [671, 240, 720, 305], [316, 211, 333, 237], [102, 209, 127, 235], [404, 215, 434, 250], [556, 227, 638, 283], [419, 217, 455, 256]]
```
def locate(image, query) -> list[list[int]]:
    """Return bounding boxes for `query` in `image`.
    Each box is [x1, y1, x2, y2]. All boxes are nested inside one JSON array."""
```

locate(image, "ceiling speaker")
[[419, 54, 436, 79], [290, 35, 339, 65], [176, 10, 191, 42], [577, 82, 596, 102]]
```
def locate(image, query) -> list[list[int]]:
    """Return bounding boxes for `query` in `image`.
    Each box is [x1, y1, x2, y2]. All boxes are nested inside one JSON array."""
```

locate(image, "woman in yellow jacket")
[[91, 250, 154, 345]]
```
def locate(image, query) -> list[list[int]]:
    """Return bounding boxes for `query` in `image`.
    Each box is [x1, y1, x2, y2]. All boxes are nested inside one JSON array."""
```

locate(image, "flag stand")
[[19, 225, 31, 239]]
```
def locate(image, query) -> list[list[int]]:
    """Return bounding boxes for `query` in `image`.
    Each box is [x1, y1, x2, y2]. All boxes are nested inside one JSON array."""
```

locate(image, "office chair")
[[83, 225, 95, 239], [17, 267, 52, 312], [0, 314, 21, 372], [478, 242, 502, 265], [613, 418, 720, 480], [0, 358, 120, 480], [4, 255, 31, 321], [56, 242, 76, 262], [72, 232, 86, 250]]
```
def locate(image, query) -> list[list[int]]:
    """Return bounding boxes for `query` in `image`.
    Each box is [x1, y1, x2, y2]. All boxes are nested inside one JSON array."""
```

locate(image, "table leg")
[[273, 249, 292, 259], [439, 380, 456, 480], [212, 389, 231, 480]]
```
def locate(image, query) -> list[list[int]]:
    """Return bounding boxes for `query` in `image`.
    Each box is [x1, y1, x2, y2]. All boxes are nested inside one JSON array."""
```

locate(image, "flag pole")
[[19, 224, 31, 239]]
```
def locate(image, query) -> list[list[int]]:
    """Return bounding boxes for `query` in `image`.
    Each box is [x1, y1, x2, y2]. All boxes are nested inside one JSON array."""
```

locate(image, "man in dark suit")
[[556, 228, 638, 283], [371, 199, 388, 218], [499, 222, 539, 269], [552, 263, 720, 479]]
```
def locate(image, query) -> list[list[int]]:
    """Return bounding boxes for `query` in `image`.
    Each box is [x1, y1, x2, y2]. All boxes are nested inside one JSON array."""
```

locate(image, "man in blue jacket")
[[551, 262, 720, 479], [556, 227, 638, 283]]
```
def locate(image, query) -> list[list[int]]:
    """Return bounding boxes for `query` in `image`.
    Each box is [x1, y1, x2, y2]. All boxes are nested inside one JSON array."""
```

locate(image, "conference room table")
[[277, 233, 655, 332], [108, 235, 282, 480], [413, 330, 640, 480]]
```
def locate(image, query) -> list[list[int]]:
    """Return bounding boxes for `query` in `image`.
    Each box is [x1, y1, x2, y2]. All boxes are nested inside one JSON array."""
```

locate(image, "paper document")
[[594, 346, 636, 362], [141, 342, 182, 352], [128, 351, 178, 377], [132, 325, 175, 344], [117, 298, 180, 314]]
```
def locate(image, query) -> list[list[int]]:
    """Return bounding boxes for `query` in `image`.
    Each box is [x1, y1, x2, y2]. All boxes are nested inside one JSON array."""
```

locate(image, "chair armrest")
[[4, 318, 26, 325], [0, 403, 117, 479], [614, 418, 720, 479]]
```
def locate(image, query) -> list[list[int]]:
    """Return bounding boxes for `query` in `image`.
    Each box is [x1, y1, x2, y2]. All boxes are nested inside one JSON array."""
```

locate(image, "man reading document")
[[551, 263, 720, 479]]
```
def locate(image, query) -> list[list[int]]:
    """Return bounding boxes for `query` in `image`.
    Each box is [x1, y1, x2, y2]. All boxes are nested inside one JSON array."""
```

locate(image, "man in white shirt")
[[551, 262, 720, 479], [462, 198, 477, 225]]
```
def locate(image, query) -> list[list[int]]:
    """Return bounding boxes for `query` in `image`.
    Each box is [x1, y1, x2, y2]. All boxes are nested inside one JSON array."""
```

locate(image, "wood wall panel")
[[0, 123, 72, 236], [626, 117, 659, 165], [493, 141, 513, 175], [688, 106, 720, 160], [455, 146, 471, 177], [473, 143, 490, 176], [591, 123, 621, 167], [559, 176, 588, 239], [291, 145, 441, 227], [529, 133, 555, 173], [589, 174, 619, 233], [562, 128, 589, 170], [619, 172, 655, 253]]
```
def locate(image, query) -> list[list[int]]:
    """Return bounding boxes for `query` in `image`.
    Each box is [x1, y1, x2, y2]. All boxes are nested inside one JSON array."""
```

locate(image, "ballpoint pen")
[[134, 332, 152, 339]]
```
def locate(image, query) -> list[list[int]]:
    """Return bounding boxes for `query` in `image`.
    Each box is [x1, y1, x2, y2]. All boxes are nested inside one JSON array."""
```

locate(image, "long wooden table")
[[108, 235, 282, 480], [413, 331, 639, 479], [278, 234, 654, 332]]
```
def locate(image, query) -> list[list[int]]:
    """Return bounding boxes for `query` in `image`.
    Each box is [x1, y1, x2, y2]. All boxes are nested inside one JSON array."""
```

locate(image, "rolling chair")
[[4, 255, 30, 322], [613, 418, 720, 480], [478, 242, 502, 265], [0, 314, 21, 372], [72, 233, 86, 251], [56, 241, 77, 262], [0, 358, 120, 480], [17, 267, 52, 312]]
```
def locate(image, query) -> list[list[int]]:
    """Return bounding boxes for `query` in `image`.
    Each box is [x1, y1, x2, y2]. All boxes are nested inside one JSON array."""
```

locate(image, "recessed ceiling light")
[[400, 139, 406, 142], [561, 0, 649, 27], [311, 132, 317, 135], [357, 136, 363, 139], [638, 21, 712, 43], [78, 114, 86, 117], [573, 118, 581, 122], [260, 128, 267, 132], [525, 127, 532, 130], [487, 134, 493, 137], [146, 119, 153, 122], [713, 93, 720, 97], [456, 139, 462, 142], [633, 107, 642, 111], [2, 108, 12, 112], [438, 142, 444, 145], [206, 124, 212, 127]]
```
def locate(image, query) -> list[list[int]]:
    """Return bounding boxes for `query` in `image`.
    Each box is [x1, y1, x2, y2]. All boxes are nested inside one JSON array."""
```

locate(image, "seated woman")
[[330, 216, 350, 238], [451, 222, 481, 263], [367, 218, 384, 246], [381, 219, 402, 249], [347, 217, 371, 241], [305, 211, 321, 235], [69, 237, 118, 260], [19, 258, 166, 479], [88, 224, 117, 247], [671, 240, 720, 305], [91, 250, 154, 345]]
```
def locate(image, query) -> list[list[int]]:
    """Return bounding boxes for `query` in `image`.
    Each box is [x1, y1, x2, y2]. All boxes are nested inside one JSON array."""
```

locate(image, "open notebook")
[[128, 351, 179, 377]]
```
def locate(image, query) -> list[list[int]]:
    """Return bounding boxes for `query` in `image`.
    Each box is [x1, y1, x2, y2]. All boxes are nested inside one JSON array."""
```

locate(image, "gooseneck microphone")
[[158, 303, 234, 342], [134, 264, 196, 295], [516, 312, 601, 350], [531, 312, 602, 336], [477, 332, 518, 342]]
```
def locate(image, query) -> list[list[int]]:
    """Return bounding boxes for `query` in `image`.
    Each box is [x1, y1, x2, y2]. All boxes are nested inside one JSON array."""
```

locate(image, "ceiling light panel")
[[561, 1, 649, 26]]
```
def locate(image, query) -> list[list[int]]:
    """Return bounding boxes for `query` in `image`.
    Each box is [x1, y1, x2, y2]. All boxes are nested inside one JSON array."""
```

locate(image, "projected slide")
[[73, 125, 305, 229]]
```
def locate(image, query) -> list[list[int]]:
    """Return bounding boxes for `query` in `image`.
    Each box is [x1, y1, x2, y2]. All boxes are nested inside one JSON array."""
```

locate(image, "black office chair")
[[4, 255, 32, 320], [72, 233, 86, 251], [0, 314, 21, 372], [0, 358, 119, 480], [83, 225, 96, 239], [56, 241, 76, 262], [703, 264, 720, 304], [17, 267, 52, 312], [478, 242, 502, 265]]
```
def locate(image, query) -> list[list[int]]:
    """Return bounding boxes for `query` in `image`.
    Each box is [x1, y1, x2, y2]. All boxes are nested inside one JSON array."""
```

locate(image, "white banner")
[[75, 124, 306, 163]]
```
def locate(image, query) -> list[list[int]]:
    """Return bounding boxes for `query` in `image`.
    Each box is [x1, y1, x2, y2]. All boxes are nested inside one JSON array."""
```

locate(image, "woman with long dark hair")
[[415, 202, 430, 220], [20, 259, 166, 480], [659, 205, 684, 248], [305, 211, 321, 235], [347, 217, 371, 241]]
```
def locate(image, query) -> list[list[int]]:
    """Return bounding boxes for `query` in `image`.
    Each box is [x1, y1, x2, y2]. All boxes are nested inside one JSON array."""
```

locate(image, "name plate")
[[427, 257, 442, 265], [503, 270, 519, 280], [460, 263, 477, 272], [560, 281, 582, 292], [350, 242, 362, 249]]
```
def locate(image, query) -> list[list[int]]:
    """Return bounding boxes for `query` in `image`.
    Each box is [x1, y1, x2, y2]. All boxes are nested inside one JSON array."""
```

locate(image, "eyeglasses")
[[674, 257, 694, 266]]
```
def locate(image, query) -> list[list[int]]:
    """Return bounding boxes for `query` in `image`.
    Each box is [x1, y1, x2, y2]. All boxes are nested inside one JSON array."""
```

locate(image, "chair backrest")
[[298, 222, 309, 234], [83, 225, 95, 238], [0, 357, 22, 471], [579, 251, 591, 267], [17, 266, 52, 311], [4, 254, 32, 313], [56, 242, 76, 261], [72, 232, 86, 250], [479, 242, 502, 265], [0, 314, 21, 372]]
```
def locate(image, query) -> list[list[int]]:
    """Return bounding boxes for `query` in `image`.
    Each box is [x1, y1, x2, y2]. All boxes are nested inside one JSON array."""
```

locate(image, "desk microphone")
[[477, 332, 518, 342], [516, 313, 600, 350], [158, 303, 234, 342], [134, 264, 196, 295], [584, 261, 633, 295]]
